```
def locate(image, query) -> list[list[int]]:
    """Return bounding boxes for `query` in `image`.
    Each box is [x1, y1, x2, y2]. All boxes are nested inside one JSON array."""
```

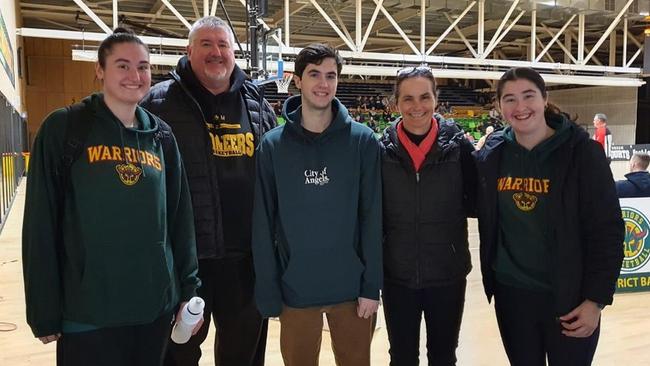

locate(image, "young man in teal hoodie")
[[252, 44, 382, 365]]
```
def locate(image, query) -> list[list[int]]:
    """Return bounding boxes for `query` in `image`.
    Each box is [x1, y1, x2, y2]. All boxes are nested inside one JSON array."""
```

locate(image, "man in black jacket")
[[140, 16, 275, 366]]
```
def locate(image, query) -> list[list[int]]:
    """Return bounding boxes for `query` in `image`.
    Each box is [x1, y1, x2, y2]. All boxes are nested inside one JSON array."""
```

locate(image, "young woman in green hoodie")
[[474, 67, 623, 366], [22, 28, 201, 366]]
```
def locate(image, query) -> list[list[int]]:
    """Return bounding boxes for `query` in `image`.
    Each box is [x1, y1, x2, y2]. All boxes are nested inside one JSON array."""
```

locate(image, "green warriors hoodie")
[[494, 113, 572, 291], [252, 96, 383, 317], [22, 94, 200, 337]]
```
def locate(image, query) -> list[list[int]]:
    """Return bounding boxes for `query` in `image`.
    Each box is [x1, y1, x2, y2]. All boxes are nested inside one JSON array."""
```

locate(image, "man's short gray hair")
[[189, 16, 235, 46], [594, 113, 608, 123], [632, 153, 650, 170]]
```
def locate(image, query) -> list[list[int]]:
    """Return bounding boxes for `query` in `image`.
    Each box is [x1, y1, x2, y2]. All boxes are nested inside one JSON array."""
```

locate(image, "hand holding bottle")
[[171, 297, 205, 344]]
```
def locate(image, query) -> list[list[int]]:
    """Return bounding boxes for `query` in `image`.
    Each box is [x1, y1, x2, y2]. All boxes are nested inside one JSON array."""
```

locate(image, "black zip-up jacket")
[[380, 115, 477, 289], [473, 118, 624, 315], [140, 59, 276, 259]]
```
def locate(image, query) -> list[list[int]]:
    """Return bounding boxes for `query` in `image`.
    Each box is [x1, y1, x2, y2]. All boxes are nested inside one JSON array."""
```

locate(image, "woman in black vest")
[[380, 67, 477, 365]]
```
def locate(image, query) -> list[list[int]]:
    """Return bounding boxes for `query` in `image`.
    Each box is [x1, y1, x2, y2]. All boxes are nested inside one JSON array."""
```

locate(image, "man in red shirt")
[[593, 113, 612, 160]]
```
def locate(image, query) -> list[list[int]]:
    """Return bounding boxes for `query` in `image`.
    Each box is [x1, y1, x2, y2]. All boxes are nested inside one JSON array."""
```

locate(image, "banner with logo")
[[617, 197, 650, 293]]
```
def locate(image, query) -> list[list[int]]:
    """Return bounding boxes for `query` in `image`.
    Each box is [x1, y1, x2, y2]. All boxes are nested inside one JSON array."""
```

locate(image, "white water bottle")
[[171, 297, 205, 344]]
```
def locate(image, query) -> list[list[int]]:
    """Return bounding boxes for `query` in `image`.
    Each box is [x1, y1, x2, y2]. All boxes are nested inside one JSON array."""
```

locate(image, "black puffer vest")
[[380, 116, 473, 289], [140, 61, 276, 259]]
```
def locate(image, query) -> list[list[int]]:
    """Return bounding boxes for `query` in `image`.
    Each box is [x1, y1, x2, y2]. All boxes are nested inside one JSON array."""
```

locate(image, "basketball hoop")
[[275, 73, 293, 94]]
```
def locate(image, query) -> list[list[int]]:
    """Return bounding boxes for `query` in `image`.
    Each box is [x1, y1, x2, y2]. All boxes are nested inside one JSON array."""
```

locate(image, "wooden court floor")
[[1, 180, 648, 365]]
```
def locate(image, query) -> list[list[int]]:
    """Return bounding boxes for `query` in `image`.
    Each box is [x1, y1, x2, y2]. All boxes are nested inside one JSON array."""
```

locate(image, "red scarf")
[[397, 119, 438, 172]]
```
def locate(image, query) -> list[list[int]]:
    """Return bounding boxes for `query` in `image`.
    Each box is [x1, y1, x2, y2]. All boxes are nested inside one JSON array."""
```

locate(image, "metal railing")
[[0, 94, 27, 234]]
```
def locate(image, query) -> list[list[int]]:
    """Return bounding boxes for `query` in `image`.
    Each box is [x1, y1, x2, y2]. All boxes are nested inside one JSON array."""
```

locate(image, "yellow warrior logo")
[[86, 145, 161, 186], [512, 192, 538, 212], [115, 163, 143, 186], [497, 176, 550, 212]]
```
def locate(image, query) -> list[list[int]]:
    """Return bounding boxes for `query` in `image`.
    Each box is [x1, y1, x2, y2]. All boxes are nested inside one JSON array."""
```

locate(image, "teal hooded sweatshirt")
[[22, 94, 200, 337], [252, 96, 383, 317]]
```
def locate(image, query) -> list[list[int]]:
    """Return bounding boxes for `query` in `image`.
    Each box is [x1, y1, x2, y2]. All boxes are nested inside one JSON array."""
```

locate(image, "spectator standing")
[[592, 113, 612, 160]]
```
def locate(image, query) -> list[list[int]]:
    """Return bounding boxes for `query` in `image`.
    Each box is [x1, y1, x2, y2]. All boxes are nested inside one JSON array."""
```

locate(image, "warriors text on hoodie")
[[22, 94, 199, 337]]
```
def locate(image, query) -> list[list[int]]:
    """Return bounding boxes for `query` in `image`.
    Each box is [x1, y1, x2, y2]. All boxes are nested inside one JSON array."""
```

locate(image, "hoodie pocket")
[[78, 241, 171, 325], [280, 247, 363, 304]]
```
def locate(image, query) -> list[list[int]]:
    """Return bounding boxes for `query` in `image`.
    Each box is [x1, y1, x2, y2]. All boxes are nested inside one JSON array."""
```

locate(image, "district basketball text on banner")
[[617, 197, 650, 293]]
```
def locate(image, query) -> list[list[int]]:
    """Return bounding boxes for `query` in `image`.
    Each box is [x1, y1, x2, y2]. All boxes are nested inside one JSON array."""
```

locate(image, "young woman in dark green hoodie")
[[22, 28, 201, 366], [474, 67, 623, 366]]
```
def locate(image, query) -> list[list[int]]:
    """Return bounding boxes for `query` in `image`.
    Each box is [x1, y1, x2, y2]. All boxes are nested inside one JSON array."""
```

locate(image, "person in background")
[[374, 94, 383, 109], [474, 67, 624, 366], [592, 113, 612, 161], [23, 27, 200, 366], [353, 95, 362, 109], [464, 132, 476, 144], [382, 95, 390, 110], [475, 125, 495, 150], [273, 100, 282, 117], [380, 66, 476, 365], [616, 153, 650, 198], [488, 104, 500, 120], [382, 109, 392, 124], [436, 102, 447, 114], [361, 95, 369, 110]]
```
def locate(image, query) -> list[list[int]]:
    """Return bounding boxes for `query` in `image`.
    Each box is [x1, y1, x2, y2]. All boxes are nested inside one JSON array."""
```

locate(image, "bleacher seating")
[[262, 81, 482, 108], [334, 83, 393, 107], [438, 86, 482, 106], [261, 81, 393, 107]]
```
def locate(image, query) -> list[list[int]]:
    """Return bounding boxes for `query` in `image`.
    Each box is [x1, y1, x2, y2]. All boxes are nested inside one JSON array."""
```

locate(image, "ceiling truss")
[[18, 0, 650, 87]]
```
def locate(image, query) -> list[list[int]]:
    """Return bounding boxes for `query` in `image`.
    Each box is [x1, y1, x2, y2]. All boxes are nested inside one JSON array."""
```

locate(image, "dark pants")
[[494, 282, 600, 366], [164, 257, 268, 366], [382, 280, 466, 366], [56, 312, 172, 366]]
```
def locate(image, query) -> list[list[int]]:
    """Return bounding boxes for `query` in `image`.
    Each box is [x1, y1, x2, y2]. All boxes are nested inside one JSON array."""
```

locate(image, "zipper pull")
[[416, 172, 420, 182]]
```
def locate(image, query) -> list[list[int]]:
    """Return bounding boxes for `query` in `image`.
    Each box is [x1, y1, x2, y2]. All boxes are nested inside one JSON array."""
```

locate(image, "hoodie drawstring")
[[119, 123, 146, 178], [135, 132, 146, 178]]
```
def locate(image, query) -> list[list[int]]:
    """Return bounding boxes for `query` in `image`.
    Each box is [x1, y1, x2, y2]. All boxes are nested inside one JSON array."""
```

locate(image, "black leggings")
[[382, 280, 466, 366], [494, 282, 600, 366], [56, 312, 173, 366]]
